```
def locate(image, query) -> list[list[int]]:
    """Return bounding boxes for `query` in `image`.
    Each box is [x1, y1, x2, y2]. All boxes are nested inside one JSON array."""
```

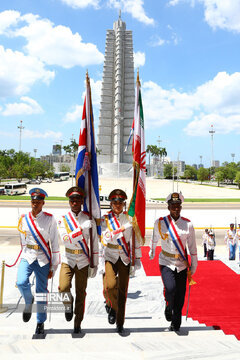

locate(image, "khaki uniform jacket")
[[19, 211, 60, 268], [58, 210, 99, 269]]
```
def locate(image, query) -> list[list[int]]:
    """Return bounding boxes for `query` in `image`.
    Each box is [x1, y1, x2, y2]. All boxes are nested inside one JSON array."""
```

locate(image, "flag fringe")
[[132, 215, 145, 246]]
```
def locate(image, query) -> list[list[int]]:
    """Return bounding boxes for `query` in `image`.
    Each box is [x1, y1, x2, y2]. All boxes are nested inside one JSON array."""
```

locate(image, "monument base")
[[98, 163, 133, 178]]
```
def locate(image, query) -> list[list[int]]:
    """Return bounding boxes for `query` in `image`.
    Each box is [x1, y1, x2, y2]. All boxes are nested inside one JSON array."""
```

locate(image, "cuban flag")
[[75, 73, 101, 236]]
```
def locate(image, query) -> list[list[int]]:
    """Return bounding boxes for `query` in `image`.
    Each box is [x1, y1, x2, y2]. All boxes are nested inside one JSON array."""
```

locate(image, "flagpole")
[[131, 70, 141, 266], [86, 71, 94, 268]]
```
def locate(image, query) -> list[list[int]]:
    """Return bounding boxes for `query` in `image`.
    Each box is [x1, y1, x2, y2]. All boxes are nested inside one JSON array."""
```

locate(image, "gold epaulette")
[[158, 220, 168, 241], [17, 216, 26, 236]]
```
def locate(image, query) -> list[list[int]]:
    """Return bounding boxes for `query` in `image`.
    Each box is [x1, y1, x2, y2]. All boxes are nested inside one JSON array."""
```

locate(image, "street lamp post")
[[18, 120, 24, 152], [209, 125, 215, 179]]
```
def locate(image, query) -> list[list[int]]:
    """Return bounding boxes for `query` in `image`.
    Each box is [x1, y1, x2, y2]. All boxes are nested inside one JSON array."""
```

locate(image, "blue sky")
[[1, 0, 240, 167]]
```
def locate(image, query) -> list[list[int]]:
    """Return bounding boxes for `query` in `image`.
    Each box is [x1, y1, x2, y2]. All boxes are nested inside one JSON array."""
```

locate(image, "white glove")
[[129, 265, 135, 277], [81, 219, 95, 230], [88, 266, 98, 278], [190, 256, 198, 275], [134, 258, 141, 271], [98, 262, 105, 275], [50, 265, 58, 277], [149, 249, 155, 260]]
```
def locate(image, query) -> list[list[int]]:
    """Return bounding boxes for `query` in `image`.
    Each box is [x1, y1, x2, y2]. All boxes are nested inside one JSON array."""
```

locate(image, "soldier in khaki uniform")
[[149, 192, 198, 332], [99, 189, 142, 334], [58, 186, 98, 334]]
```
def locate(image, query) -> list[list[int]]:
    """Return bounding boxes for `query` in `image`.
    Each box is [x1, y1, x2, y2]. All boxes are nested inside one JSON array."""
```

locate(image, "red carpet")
[[141, 246, 240, 340]]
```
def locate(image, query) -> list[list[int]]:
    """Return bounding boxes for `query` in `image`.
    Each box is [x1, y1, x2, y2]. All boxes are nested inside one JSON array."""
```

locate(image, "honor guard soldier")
[[206, 230, 215, 260], [149, 192, 198, 332], [16, 188, 61, 335], [58, 186, 98, 334], [202, 229, 209, 257], [99, 189, 142, 334], [224, 223, 236, 260]]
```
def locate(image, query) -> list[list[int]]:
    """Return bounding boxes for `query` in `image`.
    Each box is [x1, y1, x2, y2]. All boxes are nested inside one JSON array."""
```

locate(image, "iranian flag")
[[128, 73, 146, 245]]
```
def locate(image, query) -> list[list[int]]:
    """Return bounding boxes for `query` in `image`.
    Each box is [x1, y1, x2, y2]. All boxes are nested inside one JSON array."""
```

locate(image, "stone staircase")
[[0, 266, 240, 358]]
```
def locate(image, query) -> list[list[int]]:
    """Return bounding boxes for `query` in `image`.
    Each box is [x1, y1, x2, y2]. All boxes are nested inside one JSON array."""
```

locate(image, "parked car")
[[29, 179, 41, 184], [0, 187, 5, 195], [41, 178, 52, 183]]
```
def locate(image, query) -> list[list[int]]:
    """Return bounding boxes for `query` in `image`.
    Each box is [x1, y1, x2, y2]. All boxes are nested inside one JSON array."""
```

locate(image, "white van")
[[4, 183, 27, 196]]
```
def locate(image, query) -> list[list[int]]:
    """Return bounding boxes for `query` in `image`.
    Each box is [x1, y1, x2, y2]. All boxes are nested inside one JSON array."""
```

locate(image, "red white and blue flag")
[[106, 211, 130, 259], [75, 73, 101, 236]]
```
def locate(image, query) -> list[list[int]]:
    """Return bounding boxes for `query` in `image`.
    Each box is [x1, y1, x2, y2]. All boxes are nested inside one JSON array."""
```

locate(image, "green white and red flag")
[[128, 73, 146, 245]]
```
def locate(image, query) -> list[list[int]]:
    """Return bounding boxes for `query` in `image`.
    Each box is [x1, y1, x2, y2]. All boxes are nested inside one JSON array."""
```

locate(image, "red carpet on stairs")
[[141, 246, 240, 340]]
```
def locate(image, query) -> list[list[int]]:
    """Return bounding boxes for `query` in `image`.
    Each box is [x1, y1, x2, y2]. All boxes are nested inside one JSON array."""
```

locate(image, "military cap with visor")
[[66, 186, 85, 199], [109, 189, 127, 203], [29, 188, 48, 200], [166, 192, 184, 204]]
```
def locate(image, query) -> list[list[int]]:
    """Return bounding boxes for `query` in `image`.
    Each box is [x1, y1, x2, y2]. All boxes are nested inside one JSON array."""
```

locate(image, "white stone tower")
[[97, 12, 135, 175]]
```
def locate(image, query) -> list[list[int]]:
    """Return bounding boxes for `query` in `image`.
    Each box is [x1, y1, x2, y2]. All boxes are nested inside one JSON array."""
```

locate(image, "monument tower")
[[97, 12, 135, 175]]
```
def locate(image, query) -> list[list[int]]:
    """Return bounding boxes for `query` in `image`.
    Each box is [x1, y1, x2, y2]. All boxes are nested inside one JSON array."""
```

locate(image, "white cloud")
[[134, 51, 145, 68], [0, 10, 20, 35], [13, 14, 104, 68], [63, 105, 83, 123], [141, 72, 240, 136], [60, 0, 101, 8], [150, 36, 166, 47], [63, 78, 101, 122], [0, 45, 55, 97], [108, 0, 154, 25], [22, 130, 62, 139], [2, 97, 43, 116], [201, 0, 240, 32], [168, 0, 240, 33]]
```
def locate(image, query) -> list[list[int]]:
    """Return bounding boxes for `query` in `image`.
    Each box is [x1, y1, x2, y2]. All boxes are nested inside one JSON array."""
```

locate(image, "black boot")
[[116, 324, 124, 333], [164, 305, 172, 322], [35, 322, 44, 335], [108, 308, 116, 325], [73, 316, 81, 334], [23, 296, 34, 323], [65, 300, 74, 322]]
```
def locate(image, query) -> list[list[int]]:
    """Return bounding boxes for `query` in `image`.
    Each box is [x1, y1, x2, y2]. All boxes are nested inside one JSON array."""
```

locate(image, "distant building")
[[212, 160, 220, 168], [171, 160, 185, 176], [198, 163, 204, 169], [192, 164, 198, 170], [52, 145, 61, 156]]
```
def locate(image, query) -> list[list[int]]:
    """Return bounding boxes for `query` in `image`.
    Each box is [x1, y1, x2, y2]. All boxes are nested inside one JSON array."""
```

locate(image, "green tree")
[[163, 163, 177, 179], [215, 170, 224, 187], [235, 171, 240, 189], [183, 165, 197, 181], [197, 167, 209, 184], [60, 164, 70, 172]]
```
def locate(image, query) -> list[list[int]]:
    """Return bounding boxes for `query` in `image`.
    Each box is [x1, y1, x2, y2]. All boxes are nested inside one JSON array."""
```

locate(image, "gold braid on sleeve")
[[17, 216, 26, 237], [158, 220, 168, 241]]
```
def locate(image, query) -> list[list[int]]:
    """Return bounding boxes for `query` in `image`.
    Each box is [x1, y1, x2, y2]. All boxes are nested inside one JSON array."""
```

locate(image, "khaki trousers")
[[59, 263, 88, 327], [104, 258, 130, 326]]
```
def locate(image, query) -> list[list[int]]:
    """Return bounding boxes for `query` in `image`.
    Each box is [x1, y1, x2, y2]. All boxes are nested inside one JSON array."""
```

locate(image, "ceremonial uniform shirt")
[[234, 229, 240, 244], [206, 235, 215, 250], [100, 211, 142, 266], [202, 233, 208, 246], [150, 215, 198, 273], [19, 211, 60, 267], [58, 210, 99, 270], [225, 229, 236, 246]]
